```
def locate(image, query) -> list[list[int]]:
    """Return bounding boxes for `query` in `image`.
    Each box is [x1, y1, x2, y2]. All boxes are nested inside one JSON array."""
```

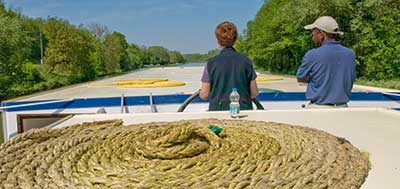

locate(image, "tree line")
[[0, 3, 186, 100], [184, 49, 219, 62], [236, 0, 400, 82]]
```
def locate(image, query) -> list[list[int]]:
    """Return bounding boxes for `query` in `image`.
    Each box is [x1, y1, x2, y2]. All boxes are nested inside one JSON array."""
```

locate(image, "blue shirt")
[[297, 41, 356, 104]]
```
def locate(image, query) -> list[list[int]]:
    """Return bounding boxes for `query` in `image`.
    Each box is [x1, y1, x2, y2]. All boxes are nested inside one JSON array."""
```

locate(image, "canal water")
[[17, 62, 304, 102]]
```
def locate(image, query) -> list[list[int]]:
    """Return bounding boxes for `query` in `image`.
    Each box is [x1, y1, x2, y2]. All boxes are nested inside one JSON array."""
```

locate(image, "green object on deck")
[[208, 125, 223, 136]]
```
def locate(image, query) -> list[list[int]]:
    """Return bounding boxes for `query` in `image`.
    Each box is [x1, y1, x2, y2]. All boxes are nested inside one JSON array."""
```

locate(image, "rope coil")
[[0, 119, 370, 188]]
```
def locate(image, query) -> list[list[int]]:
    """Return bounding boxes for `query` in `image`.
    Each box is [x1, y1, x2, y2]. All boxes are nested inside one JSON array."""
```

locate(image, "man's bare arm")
[[250, 80, 259, 98], [199, 82, 210, 99]]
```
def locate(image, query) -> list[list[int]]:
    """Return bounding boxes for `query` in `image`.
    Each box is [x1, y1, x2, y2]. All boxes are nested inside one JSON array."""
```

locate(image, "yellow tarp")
[[88, 79, 185, 88], [256, 77, 283, 82]]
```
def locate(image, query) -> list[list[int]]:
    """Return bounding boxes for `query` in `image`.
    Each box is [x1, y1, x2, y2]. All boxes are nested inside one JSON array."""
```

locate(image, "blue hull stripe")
[[2, 92, 399, 112]]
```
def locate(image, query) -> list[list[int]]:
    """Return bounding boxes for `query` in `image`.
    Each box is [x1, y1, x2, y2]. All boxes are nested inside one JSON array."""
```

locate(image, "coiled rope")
[[0, 119, 370, 188]]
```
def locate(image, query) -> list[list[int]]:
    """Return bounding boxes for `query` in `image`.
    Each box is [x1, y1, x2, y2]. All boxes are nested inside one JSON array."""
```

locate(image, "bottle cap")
[[232, 88, 237, 92]]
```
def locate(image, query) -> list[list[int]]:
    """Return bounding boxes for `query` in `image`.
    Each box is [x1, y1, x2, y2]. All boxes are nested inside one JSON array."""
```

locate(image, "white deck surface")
[[54, 108, 400, 189]]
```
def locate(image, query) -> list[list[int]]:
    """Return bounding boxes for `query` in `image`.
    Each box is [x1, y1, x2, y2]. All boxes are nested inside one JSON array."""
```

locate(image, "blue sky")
[[4, 0, 264, 54]]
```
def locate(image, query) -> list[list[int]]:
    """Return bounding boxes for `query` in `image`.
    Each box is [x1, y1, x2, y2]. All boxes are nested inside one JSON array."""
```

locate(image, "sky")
[[4, 0, 265, 54]]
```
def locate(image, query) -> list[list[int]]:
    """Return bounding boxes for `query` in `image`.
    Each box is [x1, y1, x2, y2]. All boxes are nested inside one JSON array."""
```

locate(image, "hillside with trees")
[[237, 0, 400, 89], [0, 3, 186, 100]]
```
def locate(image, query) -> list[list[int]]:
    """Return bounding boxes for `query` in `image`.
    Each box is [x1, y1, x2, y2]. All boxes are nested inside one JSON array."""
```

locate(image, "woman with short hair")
[[200, 21, 259, 111]]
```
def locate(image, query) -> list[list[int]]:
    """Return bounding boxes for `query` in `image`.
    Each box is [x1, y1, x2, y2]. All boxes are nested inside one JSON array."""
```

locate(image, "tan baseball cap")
[[304, 16, 344, 35]]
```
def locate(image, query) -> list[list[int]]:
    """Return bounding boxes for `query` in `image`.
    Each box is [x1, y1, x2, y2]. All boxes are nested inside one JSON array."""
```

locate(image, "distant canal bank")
[[6, 62, 398, 103]]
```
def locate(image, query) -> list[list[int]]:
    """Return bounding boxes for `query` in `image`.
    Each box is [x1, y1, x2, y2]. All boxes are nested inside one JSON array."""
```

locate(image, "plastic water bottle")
[[229, 88, 240, 118]]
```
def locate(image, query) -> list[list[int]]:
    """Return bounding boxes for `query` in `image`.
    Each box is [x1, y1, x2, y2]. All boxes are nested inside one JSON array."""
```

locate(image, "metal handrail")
[[177, 90, 201, 112], [149, 93, 158, 113], [382, 92, 400, 97]]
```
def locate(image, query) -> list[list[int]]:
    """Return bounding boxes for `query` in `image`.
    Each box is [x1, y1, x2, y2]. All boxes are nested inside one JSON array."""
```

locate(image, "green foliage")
[[85, 22, 109, 39], [238, 0, 353, 74], [356, 78, 400, 90], [238, 0, 400, 80], [21, 17, 46, 64], [168, 51, 185, 64], [126, 44, 144, 69], [0, 5, 186, 100], [0, 15, 32, 98], [43, 18, 96, 80], [350, 0, 400, 80], [0, 1, 4, 12], [22, 62, 43, 83], [147, 46, 170, 65], [184, 49, 219, 62], [90, 38, 104, 75], [207, 49, 219, 57], [138, 46, 151, 65], [100, 32, 126, 73], [184, 54, 205, 62]]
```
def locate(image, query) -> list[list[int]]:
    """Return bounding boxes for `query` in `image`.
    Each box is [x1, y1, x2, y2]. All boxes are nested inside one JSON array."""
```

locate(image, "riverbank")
[[2, 64, 187, 102], [255, 69, 400, 92], [6, 63, 400, 102], [356, 79, 400, 90], [6, 63, 204, 102]]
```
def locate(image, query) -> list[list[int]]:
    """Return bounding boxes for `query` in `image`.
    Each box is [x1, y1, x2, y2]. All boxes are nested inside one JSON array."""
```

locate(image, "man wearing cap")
[[297, 16, 356, 108]]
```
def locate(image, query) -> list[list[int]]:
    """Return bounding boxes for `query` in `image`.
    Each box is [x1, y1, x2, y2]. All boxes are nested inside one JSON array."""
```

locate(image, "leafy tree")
[[85, 22, 110, 39], [19, 17, 46, 64], [1, 2, 46, 65], [169, 50, 185, 64], [0, 1, 17, 17], [0, 15, 32, 98], [90, 38, 105, 75], [350, 0, 400, 80], [43, 18, 96, 81], [137, 46, 150, 65], [184, 49, 219, 62], [101, 32, 129, 73], [22, 62, 43, 83], [238, 0, 399, 80], [207, 49, 219, 57], [85, 22, 110, 75], [126, 44, 143, 69], [0, 1, 4, 13], [238, 0, 353, 74], [148, 46, 170, 65], [0, 2, 189, 99]]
